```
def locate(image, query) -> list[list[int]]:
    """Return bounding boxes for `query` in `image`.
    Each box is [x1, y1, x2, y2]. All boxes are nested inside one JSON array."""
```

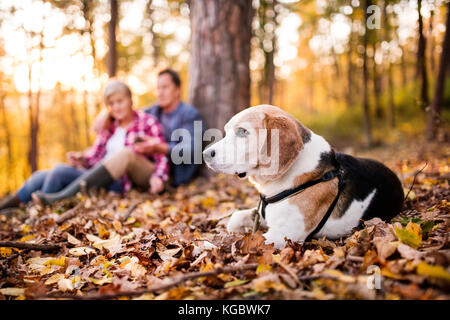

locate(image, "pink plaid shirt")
[[82, 110, 169, 193]]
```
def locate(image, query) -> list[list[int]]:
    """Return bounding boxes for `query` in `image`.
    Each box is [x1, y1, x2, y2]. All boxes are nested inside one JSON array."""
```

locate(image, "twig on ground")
[[0, 241, 60, 251], [55, 203, 83, 224], [275, 261, 301, 287], [346, 255, 364, 262], [120, 201, 142, 222], [42, 263, 259, 300], [0, 208, 21, 216]]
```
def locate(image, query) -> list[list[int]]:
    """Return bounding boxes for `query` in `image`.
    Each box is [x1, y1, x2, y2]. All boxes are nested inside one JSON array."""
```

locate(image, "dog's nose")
[[203, 149, 215, 161]]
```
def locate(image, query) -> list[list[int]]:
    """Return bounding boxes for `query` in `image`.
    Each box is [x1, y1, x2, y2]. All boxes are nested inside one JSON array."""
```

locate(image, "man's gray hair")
[[103, 79, 132, 103]]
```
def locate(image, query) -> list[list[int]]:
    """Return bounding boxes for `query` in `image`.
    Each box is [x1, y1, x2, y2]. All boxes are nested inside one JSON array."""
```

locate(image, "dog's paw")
[[226, 209, 256, 234], [263, 231, 286, 249]]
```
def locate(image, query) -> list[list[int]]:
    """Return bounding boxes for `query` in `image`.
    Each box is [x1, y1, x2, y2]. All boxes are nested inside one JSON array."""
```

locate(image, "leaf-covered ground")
[[0, 139, 449, 300]]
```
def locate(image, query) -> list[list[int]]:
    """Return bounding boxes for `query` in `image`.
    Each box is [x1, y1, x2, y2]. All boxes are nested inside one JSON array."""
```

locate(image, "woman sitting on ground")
[[0, 79, 169, 210]]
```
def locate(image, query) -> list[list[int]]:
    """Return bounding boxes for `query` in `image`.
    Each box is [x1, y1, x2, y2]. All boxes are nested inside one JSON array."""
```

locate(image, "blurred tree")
[[383, 0, 395, 128], [188, 0, 254, 130], [255, 0, 278, 105], [362, 0, 373, 147], [416, 0, 429, 110], [427, 1, 450, 140], [108, 0, 118, 77]]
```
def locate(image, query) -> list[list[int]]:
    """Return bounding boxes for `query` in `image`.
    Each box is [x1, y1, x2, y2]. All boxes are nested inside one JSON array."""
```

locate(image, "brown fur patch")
[[288, 178, 339, 233], [263, 112, 303, 177]]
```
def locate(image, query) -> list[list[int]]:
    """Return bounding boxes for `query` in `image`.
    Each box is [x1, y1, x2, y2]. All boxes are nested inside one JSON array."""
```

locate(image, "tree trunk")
[[400, 45, 407, 88], [107, 0, 118, 78], [426, 2, 450, 140], [258, 0, 277, 105], [27, 65, 38, 173], [372, 45, 383, 119], [188, 0, 253, 131], [429, 8, 436, 75], [417, 0, 429, 110], [347, 15, 354, 107], [383, 0, 395, 127], [0, 93, 13, 191], [362, 0, 373, 148]]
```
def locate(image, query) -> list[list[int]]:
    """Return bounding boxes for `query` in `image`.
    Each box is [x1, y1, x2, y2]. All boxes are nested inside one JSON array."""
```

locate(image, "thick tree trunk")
[[417, 0, 429, 110], [107, 0, 118, 78], [188, 0, 253, 131], [426, 2, 450, 140], [362, 0, 372, 148]]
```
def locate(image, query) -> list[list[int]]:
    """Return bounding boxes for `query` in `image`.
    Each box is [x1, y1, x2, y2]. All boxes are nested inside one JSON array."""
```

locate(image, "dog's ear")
[[261, 112, 304, 178]]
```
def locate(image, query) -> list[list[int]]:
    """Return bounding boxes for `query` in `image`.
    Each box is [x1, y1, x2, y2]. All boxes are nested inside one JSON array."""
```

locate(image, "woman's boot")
[[32, 164, 115, 205], [0, 194, 21, 210]]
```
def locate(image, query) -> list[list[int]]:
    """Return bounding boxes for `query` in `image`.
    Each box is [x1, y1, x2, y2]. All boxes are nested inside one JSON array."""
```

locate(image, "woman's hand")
[[149, 176, 165, 194], [67, 151, 85, 167]]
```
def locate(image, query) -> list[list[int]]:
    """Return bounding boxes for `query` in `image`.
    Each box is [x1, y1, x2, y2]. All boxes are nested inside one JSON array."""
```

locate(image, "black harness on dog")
[[257, 166, 345, 242]]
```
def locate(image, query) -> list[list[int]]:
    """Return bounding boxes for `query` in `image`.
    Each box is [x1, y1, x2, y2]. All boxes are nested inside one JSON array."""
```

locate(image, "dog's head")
[[203, 105, 310, 181]]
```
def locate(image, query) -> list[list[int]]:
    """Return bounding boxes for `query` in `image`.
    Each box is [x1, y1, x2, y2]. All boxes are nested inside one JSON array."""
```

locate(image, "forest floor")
[[0, 137, 449, 300]]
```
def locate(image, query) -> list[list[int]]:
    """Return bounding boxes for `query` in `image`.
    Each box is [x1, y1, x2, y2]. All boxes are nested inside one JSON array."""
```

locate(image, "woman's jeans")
[[16, 164, 121, 203]]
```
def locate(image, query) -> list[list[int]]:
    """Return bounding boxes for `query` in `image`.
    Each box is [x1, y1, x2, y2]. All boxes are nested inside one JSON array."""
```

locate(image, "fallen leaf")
[[416, 262, 450, 281], [0, 288, 25, 296]]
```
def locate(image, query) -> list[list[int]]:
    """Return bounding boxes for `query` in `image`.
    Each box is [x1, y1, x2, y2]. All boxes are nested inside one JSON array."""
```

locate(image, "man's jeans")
[[17, 164, 120, 203]]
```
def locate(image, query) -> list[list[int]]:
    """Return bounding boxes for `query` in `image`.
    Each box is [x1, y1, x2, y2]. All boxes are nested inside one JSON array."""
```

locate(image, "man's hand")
[[149, 176, 165, 194], [92, 111, 113, 134], [67, 151, 84, 168], [134, 136, 168, 156]]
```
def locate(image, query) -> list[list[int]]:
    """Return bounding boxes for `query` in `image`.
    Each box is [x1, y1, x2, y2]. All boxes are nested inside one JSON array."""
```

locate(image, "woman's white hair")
[[103, 79, 132, 103]]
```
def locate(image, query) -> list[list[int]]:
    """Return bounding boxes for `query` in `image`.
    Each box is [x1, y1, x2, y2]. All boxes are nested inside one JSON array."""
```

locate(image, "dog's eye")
[[236, 127, 249, 137]]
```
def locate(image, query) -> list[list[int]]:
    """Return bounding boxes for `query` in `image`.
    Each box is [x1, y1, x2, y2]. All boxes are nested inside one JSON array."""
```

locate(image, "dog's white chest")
[[263, 201, 308, 248]]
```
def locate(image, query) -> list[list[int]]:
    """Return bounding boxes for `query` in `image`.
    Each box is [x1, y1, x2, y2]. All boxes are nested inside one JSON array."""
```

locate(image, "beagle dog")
[[203, 105, 404, 248]]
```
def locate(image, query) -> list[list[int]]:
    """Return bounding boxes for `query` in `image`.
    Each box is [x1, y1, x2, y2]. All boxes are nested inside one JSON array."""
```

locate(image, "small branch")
[[120, 202, 141, 222], [55, 203, 83, 224], [43, 263, 259, 300], [0, 208, 21, 216], [347, 254, 364, 262], [275, 261, 301, 286], [0, 241, 60, 251]]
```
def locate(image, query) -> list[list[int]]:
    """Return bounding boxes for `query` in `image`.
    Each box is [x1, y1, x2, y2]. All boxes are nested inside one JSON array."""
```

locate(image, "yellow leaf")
[[88, 277, 113, 285], [406, 221, 422, 238], [44, 256, 66, 267], [20, 224, 32, 235], [45, 274, 64, 285], [395, 223, 422, 249], [201, 197, 215, 208], [112, 220, 122, 232], [256, 264, 272, 275], [0, 288, 25, 296], [19, 234, 36, 242], [381, 268, 403, 280], [416, 262, 450, 281], [0, 247, 13, 258]]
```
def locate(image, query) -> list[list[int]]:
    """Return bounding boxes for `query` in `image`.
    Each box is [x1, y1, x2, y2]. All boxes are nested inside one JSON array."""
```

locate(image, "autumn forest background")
[[0, 0, 448, 196]]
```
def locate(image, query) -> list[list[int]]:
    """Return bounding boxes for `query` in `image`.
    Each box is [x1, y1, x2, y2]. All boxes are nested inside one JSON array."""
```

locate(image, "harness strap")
[[257, 168, 345, 241]]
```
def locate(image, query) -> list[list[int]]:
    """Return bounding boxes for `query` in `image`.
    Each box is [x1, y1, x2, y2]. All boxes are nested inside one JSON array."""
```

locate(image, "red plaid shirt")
[[82, 110, 169, 193]]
